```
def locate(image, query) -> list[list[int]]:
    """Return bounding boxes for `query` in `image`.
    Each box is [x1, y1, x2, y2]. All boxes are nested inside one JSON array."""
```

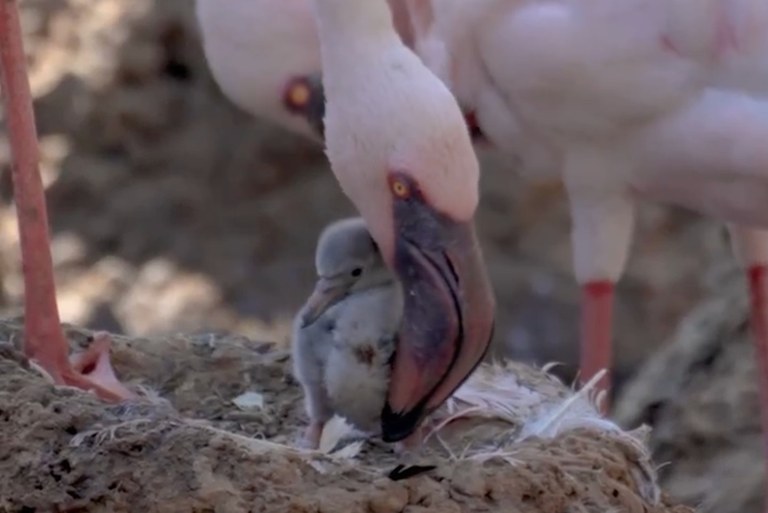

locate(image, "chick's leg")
[[300, 380, 334, 449]]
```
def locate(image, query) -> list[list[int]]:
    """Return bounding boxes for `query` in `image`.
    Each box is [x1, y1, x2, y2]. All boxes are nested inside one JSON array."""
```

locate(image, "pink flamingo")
[[403, 0, 768, 502], [480, 0, 768, 399], [402, 0, 768, 403], [310, 0, 496, 442], [0, 1, 134, 401]]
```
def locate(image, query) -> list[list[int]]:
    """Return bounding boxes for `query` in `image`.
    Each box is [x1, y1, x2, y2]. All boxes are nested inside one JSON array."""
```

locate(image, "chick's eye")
[[351, 268, 363, 277]]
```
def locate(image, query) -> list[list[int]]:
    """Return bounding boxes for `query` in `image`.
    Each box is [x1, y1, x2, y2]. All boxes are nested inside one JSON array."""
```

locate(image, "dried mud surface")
[[0, 319, 695, 513], [616, 264, 764, 513]]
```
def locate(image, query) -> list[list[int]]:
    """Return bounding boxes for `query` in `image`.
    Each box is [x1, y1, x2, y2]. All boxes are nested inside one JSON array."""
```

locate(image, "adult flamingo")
[[404, 0, 768, 502], [482, 0, 768, 401], [402, 0, 768, 404], [310, 0, 495, 441]]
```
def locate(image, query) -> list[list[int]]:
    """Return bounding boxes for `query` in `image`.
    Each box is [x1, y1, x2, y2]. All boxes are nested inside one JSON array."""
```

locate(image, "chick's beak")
[[381, 183, 495, 442], [300, 276, 350, 328]]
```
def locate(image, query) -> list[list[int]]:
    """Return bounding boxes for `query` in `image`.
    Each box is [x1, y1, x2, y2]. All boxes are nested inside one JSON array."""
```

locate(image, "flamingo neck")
[[312, 0, 398, 46]]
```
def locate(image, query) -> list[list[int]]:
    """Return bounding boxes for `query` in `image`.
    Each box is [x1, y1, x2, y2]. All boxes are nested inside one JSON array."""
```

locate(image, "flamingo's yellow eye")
[[391, 178, 410, 198], [286, 82, 310, 108]]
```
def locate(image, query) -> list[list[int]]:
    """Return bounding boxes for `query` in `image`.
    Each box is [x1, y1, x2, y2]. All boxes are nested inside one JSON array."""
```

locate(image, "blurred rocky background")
[[0, 1, 758, 511]]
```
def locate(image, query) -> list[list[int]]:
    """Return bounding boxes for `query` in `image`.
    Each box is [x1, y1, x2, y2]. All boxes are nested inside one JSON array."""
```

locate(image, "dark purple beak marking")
[[381, 172, 495, 443]]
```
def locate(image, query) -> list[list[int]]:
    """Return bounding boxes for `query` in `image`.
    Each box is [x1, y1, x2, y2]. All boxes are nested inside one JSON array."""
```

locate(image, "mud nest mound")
[[0, 318, 693, 513], [616, 263, 763, 513]]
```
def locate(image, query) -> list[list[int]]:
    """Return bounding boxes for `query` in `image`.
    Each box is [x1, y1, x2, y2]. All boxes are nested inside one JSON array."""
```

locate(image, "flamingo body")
[[408, 0, 768, 404]]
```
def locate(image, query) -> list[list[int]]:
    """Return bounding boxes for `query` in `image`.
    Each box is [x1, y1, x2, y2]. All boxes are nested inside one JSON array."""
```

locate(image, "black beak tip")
[[387, 464, 437, 481], [381, 401, 426, 443]]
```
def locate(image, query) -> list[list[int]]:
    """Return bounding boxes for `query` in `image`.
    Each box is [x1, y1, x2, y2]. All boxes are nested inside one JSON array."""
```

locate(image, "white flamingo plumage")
[[404, 0, 768, 398], [401, 0, 768, 505]]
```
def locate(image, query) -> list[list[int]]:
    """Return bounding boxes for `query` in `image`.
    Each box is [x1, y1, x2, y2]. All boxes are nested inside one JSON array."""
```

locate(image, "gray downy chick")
[[292, 217, 402, 449]]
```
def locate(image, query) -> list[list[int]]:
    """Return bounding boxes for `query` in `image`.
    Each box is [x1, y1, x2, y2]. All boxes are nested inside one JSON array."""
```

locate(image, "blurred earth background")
[[0, 1, 760, 511]]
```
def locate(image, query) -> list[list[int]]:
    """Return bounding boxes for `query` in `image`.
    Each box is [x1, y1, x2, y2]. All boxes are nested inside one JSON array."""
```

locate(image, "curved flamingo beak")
[[381, 172, 495, 442], [299, 275, 352, 328], [282, 74, 326, 139]]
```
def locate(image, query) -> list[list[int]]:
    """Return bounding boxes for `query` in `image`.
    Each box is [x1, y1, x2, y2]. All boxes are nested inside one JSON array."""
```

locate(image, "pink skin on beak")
[[380, 172, 495, 443]]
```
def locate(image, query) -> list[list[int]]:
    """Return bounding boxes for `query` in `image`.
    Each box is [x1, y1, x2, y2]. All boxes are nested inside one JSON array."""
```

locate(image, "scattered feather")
[[232, 391, 265, 410], [318, 415, 356, 454], [308, 460, 328, 474], [189, 422, 311, 456], [541, 361, 564, 373], [519, 369, 614, 439], [330, 439, 364, 459], [424, 363, 637, 466], [70, 419, 160, 447]]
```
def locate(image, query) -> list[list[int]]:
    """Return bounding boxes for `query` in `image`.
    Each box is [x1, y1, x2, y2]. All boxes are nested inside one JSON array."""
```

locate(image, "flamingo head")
[[313, 0, 496, 442], [196, 0, 326, 141]]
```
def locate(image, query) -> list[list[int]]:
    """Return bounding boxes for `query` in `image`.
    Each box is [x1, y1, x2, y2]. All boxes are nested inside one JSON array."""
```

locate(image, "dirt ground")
[[0, 0, 761, 511], [0, 318, 697, 513], [615, 263, 765, 513]]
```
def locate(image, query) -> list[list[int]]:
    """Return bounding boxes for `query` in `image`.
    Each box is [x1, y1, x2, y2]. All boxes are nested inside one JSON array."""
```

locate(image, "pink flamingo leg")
[[580, 280, 614, 413], [747, 264, 768, 512], [0, 0, 132, 402]]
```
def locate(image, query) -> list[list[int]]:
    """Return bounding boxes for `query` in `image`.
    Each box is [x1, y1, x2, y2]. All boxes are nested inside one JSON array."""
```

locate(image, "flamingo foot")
[[747, 264, 768, 513], [580, 280, 614, 413], [68, 332, 135, 401], [28, 330, 134, 402]]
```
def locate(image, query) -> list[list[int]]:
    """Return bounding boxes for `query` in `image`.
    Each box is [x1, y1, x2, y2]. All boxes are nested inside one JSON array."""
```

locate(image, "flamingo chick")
[[311, 0, 495, 442], [292, 217, 401, 448], [0, 1, 133, 401]]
